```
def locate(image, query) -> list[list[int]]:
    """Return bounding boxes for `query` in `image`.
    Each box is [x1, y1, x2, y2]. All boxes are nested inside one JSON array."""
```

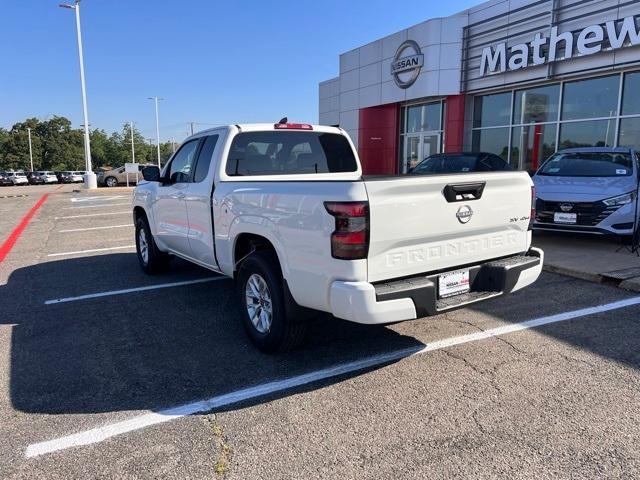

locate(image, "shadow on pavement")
[[2, 254, 424, 415], [466, 272, 640, 371]]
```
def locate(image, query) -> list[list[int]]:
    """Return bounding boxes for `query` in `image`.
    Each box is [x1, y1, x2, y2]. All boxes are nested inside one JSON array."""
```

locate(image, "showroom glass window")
[[472, 71, 640, 173], [619, 72, 640, 149]]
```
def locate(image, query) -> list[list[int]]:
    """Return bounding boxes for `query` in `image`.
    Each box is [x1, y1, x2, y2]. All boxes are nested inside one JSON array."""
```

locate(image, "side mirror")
[[141, 166, 161, 182]]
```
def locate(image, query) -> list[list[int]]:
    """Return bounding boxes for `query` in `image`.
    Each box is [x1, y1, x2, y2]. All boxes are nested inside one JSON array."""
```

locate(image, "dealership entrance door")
[[400, 101, 445, 173], [402, 132, 441, 172]]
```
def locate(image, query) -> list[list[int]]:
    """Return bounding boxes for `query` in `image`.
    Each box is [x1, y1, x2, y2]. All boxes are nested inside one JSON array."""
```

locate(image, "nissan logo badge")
[[456, 205, 473, 224], [559, 203, 574, 212], [391, 40, 424, 89]]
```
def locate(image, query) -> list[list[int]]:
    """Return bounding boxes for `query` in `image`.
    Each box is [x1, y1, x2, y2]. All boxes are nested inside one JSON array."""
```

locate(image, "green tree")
[[1, 118, 42, 170], [36, 116, 83, 170], [0, 116, 184, 171], [89, 129, 109, 169]]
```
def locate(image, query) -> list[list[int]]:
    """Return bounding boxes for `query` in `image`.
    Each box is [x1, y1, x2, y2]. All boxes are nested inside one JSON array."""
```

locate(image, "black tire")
[[135, 216, 170, 274], [237, 250, 307, 353], [105, 176, 118, 187]]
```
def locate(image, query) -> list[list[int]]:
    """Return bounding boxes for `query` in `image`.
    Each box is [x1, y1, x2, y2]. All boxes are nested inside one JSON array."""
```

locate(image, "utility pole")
[[170, 137, 176, 154], [189, 122, 195, 136], [148, 96, 163, 167], [59, 0, 97, 188], [129, 122, 136, 163], [26, 128, 34, 171], [129, 121, 136, 163]]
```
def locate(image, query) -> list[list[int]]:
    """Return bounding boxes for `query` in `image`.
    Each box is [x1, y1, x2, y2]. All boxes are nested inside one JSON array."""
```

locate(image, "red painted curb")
[[0, 194, 49, 263]]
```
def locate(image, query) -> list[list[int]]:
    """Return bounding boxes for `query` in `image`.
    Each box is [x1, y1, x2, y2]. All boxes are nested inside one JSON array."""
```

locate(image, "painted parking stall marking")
[[25, 295, 640, 458], [56, 211, 131, 220], [0, 194, 49, 263], [44, 277, 228, 305], [0, 194, 29, 199], [64, 203, 131, 210], [58, 224, 133, 233], [70, 195, 125, 203], [47, 245, 136, 258]]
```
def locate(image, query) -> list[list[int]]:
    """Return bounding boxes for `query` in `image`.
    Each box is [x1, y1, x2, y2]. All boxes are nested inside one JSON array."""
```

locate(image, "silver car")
[[98, 165, 150, 187], [533, 147, 639, 237]]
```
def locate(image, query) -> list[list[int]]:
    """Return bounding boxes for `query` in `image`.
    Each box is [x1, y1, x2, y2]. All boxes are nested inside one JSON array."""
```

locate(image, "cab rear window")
[[226, 131, 357, 176]]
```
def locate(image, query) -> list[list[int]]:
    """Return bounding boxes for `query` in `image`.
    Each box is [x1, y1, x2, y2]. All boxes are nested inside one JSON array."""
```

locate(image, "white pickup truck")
[[133, 122, 543, 352]]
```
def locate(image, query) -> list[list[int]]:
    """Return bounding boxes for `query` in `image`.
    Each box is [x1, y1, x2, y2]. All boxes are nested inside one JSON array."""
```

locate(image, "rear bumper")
[[329, 248, 543, 325]]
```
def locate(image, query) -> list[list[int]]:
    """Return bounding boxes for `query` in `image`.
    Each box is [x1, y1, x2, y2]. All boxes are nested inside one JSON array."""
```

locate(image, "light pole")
[[26, 128, 34, 171], [148, 96, 163, 167], [59, 0, 96, 188]]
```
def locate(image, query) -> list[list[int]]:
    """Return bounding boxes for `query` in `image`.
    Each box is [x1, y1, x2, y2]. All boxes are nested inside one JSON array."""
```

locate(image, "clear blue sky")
[[0, 0, 478, 141]]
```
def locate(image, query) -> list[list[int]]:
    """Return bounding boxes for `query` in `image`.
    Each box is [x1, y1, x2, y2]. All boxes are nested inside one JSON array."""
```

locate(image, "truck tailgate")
[[364, 172, 533, 283]]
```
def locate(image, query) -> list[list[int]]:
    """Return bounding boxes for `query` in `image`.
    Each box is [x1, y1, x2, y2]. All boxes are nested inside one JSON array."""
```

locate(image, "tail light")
[[529, 185, 536, 230], [324, 201, 369, 260]]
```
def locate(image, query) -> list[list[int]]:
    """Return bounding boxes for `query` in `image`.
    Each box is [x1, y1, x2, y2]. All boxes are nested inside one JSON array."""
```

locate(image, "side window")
[[167, 139, 200, 183], [192, 135, 219, 183]]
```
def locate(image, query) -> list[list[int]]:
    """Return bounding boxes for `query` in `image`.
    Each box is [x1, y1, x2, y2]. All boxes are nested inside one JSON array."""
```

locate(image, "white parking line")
[[59, 224, 133, 233], [25, 295, 640, 458], [70, 196, 124, 203], [44, 277, 227, 305], [56, 211, 130, 219], [64, 203, 131, 210], [47, 245, 135, 257]]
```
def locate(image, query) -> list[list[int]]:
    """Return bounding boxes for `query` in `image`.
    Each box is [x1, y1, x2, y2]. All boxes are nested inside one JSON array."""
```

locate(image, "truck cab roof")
[[188, 123, 343, 140]]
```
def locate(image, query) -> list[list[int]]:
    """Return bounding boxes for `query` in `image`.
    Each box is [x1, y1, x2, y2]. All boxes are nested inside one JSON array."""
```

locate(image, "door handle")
[[176, 192, 186, 199], [443, 182, 486, 202]]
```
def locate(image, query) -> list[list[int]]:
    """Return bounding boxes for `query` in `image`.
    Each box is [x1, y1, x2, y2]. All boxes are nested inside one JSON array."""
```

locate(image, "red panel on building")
[[358, 103, 400, 175], [444, 94, 466, 153]]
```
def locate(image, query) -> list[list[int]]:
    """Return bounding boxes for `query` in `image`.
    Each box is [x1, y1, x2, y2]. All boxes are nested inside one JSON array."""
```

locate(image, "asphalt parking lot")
[[1, 184, 640, 479]]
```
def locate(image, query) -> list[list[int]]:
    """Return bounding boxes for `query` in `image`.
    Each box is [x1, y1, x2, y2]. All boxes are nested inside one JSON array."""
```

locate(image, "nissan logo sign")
[[456, 205, 473, 224], [391, 40, 424, 89]]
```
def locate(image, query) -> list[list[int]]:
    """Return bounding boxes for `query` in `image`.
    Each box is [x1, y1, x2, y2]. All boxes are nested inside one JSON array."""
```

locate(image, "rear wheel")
[[105, 176, 118, 187], [135, 216, 170, 274], [237, 251, 307, 353]]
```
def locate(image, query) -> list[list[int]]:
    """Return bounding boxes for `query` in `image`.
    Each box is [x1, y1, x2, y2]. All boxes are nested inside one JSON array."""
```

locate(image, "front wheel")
[[135, 216, 170, 274], [237, 251, 307, 353]]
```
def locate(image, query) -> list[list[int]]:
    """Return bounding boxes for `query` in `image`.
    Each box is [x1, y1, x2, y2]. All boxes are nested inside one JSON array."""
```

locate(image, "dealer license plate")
[[438, 269, 470, 298], [554, 212, 577, 224]]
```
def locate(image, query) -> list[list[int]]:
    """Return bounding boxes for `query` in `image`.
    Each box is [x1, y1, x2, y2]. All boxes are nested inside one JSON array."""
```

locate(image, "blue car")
[[533, 147, 639, 237]]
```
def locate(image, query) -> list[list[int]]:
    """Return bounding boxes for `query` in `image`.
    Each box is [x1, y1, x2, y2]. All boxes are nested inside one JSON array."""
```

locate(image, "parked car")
[[6, 171, 29, 185], [533, 147, 639, 237], [0, 171, 15, 186], [57, 171, 84, 183], [29, 171, 58, 184], [98, 164, 149, 187], [409, 152, 512, 175], [133, 123, 543, 352]]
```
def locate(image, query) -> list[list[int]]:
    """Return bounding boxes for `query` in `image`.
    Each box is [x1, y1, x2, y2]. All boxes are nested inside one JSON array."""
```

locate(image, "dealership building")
[[318, 0, 640, 174]]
